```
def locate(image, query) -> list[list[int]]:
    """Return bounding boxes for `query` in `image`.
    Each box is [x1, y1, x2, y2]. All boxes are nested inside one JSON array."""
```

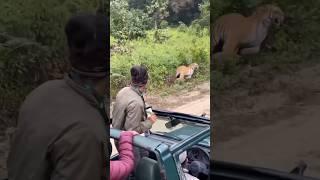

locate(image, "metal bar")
[[110, 128, 160, 151], [170, 126, 210, 155], [153, 108, 210, 124], [155, 144, 181, 180]]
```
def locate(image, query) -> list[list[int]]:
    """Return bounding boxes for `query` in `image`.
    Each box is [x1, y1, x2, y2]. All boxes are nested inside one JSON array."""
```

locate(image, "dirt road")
[[146, 82, 210, 117], [214, 101, 320, 177], [213, 63, 320, 178]]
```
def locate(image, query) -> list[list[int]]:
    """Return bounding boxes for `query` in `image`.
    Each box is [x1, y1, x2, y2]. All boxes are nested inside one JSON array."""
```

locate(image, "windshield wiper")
[[152, 131, 182, 141]]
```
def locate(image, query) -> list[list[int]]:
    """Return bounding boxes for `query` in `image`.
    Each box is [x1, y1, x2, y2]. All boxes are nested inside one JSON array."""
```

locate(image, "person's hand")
[[148, 114, 157, 124]]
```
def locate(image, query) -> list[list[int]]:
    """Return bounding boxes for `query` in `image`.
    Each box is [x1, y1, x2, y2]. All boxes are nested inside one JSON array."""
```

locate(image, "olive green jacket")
[[7, 74, 108, 180]]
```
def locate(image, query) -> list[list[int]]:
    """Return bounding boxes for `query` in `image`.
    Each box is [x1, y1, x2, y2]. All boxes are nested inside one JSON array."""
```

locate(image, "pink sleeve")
[[110, 131, 135, 180]]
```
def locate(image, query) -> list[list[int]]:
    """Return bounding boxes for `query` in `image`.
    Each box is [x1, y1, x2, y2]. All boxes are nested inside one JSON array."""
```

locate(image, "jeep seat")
[[135, 157, 161, 180]]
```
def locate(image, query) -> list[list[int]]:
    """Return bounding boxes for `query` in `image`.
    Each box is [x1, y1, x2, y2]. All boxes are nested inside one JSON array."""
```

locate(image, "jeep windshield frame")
[[152, 108, 210, 125], [150, 108, 210, 147]]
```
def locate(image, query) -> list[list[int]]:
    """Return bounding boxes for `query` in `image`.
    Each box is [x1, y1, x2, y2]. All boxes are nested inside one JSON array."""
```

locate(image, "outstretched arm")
[[110, 131, 137, 180]]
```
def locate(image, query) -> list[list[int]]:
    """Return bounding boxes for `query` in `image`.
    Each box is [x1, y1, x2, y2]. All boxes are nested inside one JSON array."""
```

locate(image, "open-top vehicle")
[[111, 108, 320, 180], [110, 108, 211, 180]]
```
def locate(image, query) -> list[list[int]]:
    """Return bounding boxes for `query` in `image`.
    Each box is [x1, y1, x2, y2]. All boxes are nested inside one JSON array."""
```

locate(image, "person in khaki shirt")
[[112, 65, 157, 134]]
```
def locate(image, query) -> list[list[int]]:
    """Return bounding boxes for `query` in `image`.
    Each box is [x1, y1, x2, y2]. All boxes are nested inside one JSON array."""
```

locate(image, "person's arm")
[[124, 100, 153, 133], [49, 125, 106, 180], [110, 131, 137, 180]]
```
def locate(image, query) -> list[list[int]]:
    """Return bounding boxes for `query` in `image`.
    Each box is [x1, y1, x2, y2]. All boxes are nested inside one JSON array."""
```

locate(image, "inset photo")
[[109, 0, 211, 179], [211, 0, 320, 179]]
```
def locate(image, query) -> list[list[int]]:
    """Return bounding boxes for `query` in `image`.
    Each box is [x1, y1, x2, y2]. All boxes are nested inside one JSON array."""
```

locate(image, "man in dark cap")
[[7, 13, 109, 180], [112, 65, 157, 134]]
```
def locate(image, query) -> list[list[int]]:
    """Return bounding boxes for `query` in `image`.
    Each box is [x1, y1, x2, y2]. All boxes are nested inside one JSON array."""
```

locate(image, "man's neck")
[[69, 71, 106, 99], [130, 85, 143, 96]]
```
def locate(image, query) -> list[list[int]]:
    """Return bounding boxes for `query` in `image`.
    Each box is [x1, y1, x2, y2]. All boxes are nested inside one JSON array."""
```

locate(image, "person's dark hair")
[[130, 65, 149, 86], [65, 13, 109, 78]]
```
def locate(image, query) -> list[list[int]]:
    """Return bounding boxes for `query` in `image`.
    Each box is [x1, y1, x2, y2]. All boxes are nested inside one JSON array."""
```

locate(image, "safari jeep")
[[110, 109, 210, 180]]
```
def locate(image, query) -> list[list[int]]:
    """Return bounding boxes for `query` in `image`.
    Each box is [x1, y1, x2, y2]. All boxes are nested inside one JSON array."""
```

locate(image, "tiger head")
[[254, 4, 285, 28], [189, 63, 199, 70]]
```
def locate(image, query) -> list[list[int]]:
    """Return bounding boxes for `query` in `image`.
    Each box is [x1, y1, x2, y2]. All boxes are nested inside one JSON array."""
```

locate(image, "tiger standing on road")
[[175, 63, 199, 81]]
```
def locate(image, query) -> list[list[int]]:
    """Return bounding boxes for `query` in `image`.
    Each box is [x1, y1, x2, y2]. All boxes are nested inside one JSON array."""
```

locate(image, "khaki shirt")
[[7, 74, 108, 180], [112, 86, 152, 134]]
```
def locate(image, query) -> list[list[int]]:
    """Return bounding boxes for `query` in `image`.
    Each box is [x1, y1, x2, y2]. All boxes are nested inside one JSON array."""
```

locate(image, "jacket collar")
[[64, 73, 109, 124], [64, 73, 100, 108], [130, 85, 144, 97]]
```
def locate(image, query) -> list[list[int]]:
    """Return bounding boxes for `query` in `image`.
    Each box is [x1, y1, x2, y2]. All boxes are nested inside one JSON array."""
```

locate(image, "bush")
[[110, 0, 151, 41], [110, 73, 129, 98], [153, 29, 169, 43], [0, 34, 51, 116], [0, 0, 100, 123], [191, 0, 210, 28], [177, 21, 188, 32], [160, 20, 169, 29]]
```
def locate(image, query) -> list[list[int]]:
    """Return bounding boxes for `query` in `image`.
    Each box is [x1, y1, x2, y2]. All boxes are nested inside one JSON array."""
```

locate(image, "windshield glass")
[[150, 115, 210, 146]]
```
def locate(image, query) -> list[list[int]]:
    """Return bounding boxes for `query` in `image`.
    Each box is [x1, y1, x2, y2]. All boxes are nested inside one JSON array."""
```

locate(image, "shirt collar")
[[130, 85, 144, 97]]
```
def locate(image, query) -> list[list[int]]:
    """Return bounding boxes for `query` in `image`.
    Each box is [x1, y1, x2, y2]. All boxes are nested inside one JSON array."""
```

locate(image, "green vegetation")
[[211, 0, 320, 91], [110, 0, 210, 99], [111, 28, 210, 98]]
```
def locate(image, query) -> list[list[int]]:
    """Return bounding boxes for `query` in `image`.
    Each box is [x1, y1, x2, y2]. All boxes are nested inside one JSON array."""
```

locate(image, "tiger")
[[212, 4, 284, 60], [175, 63, 199, 81]]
